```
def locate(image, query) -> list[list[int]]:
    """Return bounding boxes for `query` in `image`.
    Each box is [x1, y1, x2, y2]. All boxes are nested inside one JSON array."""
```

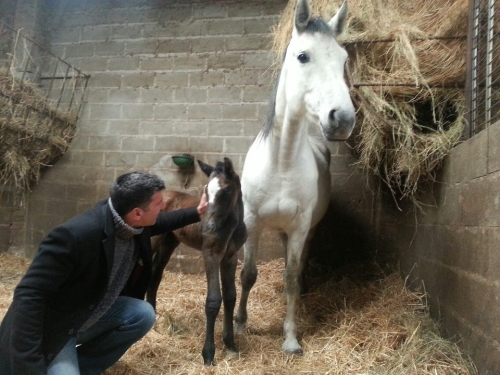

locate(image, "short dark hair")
[[109, 172, 165, 216]]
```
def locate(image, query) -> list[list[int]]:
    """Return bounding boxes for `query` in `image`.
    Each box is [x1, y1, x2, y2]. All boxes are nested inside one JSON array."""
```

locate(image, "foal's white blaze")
[[207, 176, 221, 204]]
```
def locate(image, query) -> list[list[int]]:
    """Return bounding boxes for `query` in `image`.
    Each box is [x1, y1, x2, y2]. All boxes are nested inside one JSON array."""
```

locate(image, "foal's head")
[[197, 158, 241, 231]]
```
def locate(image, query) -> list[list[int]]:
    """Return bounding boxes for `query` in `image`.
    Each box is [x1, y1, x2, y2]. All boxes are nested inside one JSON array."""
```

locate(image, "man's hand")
[[197, 186, 208, 216]]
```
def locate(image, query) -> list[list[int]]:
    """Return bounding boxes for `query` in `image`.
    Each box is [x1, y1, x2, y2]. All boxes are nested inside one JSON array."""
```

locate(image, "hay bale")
[[271, 0, 468, 206], [0, 254, 477, 374], [0, 69, 78, 194]]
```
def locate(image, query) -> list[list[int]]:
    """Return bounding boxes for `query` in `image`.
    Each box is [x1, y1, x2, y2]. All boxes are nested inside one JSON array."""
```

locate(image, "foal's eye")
[[297, 52, 309, 63]]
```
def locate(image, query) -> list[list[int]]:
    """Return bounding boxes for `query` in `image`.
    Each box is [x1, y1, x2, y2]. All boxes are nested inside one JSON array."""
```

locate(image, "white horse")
[[234, 0, 356, 354]]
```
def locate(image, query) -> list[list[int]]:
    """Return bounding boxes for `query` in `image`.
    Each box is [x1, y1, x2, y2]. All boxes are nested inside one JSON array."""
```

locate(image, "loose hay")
[[271, 0, 469, 207], [0, 253, 477, 374], [0, 68, 78, 195]]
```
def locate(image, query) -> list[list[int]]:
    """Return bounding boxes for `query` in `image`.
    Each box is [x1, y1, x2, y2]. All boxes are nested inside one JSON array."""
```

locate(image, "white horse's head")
[[283, 0, 355, 141]]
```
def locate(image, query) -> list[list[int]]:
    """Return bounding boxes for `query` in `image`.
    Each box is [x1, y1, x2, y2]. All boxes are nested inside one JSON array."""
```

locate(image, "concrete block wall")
[[8, 0, 370, 269], [378, 121, 500, 374], [8, 0, 281, 261]]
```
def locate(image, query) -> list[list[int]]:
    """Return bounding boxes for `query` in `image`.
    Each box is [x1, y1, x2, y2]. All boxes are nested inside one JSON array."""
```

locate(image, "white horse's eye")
[[297, 52, 309, 63]]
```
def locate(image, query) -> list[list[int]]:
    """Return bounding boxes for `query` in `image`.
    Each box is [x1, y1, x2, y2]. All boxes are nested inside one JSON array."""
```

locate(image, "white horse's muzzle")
[[321, 109, 356, 141]]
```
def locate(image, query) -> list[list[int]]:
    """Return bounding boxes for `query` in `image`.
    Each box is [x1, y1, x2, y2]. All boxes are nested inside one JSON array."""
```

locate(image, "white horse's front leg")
[[234, 220, 262, 334], [282, 229, 308, 354]]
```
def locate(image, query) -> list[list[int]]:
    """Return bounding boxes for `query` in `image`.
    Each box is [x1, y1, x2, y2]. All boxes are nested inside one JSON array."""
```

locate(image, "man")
[[0, 172, 208, 375]]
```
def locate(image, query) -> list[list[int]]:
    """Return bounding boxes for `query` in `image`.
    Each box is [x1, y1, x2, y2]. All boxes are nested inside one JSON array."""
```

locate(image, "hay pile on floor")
[[0, 68, 78, 193], [0, 253, 477, 374], [271, 0, 468, 206]]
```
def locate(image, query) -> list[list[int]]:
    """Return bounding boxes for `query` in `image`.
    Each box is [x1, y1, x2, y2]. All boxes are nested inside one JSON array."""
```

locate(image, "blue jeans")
[[47, 296, 156, 375]]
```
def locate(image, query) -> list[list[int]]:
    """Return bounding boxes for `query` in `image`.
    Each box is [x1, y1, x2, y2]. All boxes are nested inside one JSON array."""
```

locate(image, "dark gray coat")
[[0, 199, 199, 375]]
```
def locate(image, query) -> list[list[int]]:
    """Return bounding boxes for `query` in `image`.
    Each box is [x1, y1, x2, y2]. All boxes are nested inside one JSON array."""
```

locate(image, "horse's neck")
[[269, 75, 312, 170], [268, 117, 309, 169]]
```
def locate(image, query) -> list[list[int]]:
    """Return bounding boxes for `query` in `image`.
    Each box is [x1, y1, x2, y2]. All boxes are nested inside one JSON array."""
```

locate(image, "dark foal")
[[147, 158, 247, 365]]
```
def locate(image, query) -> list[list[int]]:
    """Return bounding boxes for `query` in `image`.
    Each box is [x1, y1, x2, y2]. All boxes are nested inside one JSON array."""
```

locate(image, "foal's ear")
[[294, 0, 311, 32], [197, 160, 214, 177], [223, 157, 236, 179], [328, 0, 348, 37]]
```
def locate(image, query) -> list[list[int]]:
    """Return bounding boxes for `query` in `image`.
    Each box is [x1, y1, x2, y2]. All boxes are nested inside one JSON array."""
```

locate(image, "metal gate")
[[466, 0, 500, 137]]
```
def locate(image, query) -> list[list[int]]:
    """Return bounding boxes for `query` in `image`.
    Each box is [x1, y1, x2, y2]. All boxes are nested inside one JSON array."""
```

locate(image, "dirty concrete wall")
[[5, 0, 372, 271], [377, 121, 500, 375]]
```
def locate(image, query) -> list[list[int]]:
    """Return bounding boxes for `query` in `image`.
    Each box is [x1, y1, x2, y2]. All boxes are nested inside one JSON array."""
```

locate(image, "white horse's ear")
[[294, 0, 311, 32], [328, 0, 348, 37]]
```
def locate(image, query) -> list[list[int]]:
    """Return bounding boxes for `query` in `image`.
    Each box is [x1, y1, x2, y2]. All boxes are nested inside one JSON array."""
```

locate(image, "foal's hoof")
[[202, 348, 215, 366], [226, 349, 239, 359], [234, 321, 246, 334]]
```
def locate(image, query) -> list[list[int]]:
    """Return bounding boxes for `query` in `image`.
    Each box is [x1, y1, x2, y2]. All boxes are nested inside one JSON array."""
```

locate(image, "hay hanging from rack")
[[0, 68, 78, 194], [271, 0, 468, 207]]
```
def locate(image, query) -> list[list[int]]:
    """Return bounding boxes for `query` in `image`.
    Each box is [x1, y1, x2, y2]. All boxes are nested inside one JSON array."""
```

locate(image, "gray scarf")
[[78, 199, 144, 332]]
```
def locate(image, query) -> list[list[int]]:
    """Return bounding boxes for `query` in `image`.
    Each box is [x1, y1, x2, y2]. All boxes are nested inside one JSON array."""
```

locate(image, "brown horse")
[[147, 157, 247, 365]]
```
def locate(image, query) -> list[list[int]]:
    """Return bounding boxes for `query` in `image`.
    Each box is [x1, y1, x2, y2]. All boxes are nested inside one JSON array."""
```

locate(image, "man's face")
[[132, 191, 166, 227]]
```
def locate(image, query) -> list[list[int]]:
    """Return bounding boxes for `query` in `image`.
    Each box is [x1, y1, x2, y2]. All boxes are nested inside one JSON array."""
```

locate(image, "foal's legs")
[[220, 250, 239, 354], [147, 233, 179, 309], [202, 246, 223, 365], [234, 223, 262, 333]]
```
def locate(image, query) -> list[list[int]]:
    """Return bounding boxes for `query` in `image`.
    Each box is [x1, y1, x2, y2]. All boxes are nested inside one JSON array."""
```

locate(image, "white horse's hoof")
[[282, 340, 303, 355]]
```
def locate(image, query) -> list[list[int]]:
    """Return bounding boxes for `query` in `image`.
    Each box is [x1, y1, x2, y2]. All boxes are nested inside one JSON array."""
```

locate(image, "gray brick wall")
[[16, 0, 291, 259], [7, 0, 373, 267], [380, 120, 500, 374]]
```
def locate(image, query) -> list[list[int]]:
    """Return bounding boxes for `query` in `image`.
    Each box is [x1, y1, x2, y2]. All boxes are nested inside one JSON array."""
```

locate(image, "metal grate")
[[466, 0, 500, 137], [0, 21, 90, 121]]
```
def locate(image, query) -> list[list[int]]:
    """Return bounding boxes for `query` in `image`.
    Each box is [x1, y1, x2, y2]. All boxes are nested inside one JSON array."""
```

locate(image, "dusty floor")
[[0, 253, 477, 375]]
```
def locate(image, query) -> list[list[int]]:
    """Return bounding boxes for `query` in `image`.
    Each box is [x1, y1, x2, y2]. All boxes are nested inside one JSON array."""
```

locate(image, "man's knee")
[[141, 300, 156, 329], [133, 299, 156, 334]]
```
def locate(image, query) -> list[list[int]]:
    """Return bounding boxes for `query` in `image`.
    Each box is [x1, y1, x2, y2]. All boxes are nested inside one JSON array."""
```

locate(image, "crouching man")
[[0, 172, 207, 375]]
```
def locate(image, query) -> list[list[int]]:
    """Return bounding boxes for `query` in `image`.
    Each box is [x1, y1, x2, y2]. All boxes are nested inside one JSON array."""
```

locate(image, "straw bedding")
[[0, 253, 477, 374], [271, 0, 468, 206]]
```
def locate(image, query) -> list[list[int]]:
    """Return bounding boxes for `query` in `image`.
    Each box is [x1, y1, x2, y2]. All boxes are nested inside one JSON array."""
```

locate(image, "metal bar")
[[465, 0, 475, 139], [55, 64, 71, 111], [470, 0, 480, 137], [66, 72, 79, 112], [343, 35, 467, 46], [75, 74, 90, 124], [36, 51, 48, 84], [352, 82, 465, 88], [45, 59, 59, 101], [39, 75, 86, 80], [0, 21, 90, 80], [20, 39, 36, 82], [485, 0, 495, 126]]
